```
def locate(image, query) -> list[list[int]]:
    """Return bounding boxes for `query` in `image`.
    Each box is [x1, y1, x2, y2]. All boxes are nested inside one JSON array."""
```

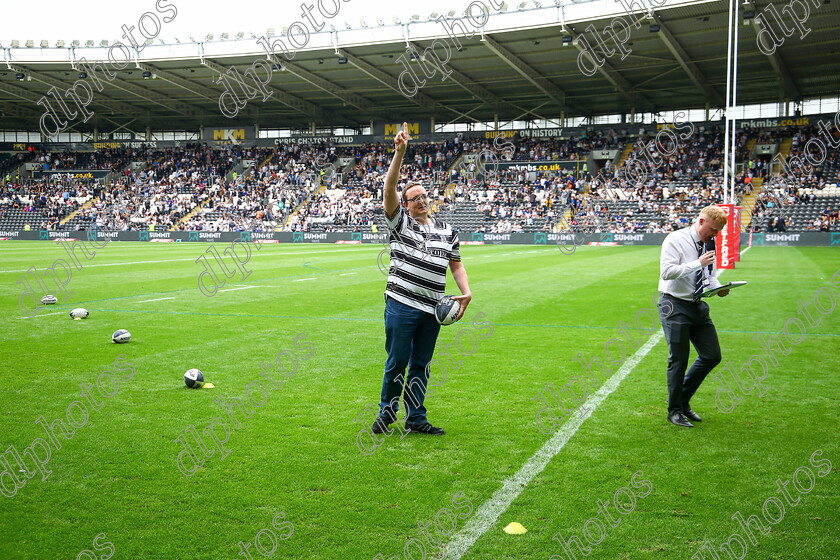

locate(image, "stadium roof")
[[1, 0, 838, 135]]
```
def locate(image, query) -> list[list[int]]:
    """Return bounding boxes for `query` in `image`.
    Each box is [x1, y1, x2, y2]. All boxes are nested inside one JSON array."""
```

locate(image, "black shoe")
[[683, 408, 702, 422], [405, 421, 445, 435], [667, 411, 694, 428], [371, 416, 393, 434]]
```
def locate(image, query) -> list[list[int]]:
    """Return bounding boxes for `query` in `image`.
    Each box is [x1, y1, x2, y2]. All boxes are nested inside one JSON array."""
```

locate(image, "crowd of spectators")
[[2, 123, 838, 234]]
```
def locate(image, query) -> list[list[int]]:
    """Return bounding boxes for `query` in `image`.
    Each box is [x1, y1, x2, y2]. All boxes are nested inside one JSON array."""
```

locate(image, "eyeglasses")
[[406, 194, 429, 203]]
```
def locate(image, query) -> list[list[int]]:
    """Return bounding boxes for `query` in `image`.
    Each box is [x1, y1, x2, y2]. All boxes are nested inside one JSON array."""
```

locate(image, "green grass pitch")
[[0, 241, 838, 559]]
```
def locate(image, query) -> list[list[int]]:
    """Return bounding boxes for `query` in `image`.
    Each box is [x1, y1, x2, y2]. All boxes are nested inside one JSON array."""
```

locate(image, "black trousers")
[[658, 294, 722, 414]]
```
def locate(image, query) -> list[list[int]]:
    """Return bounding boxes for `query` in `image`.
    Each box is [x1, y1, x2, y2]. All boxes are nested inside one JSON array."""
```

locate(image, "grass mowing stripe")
[[440, 265, 734, 559], [439, 331, 664, 560]]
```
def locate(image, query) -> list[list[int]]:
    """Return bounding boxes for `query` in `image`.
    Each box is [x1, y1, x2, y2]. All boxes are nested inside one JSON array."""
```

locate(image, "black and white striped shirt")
[[384, 207, 461, 314]]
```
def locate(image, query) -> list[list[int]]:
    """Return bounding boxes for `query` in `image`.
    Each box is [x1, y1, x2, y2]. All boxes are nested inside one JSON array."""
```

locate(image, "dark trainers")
[[405, 421, 445, 435], [371, 416, 393, 434]]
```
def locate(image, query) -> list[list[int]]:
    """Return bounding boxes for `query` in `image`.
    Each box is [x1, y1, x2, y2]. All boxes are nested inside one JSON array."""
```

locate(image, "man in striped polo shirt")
[[372, 122, 472, 436]]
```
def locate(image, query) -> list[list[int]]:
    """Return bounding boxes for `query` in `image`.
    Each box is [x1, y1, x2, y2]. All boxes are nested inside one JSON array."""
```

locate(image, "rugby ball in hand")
[[70, 308, 89, 319], [184, 368, 204, 388], [435, 295, 461, 326], [40, 295, 58, 305], [112, 329, 131, 343]]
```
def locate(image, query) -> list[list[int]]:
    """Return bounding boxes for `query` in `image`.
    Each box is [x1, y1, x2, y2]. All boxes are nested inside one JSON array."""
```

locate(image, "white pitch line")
[[0, 246, 379, 274], [20, 311, 65, 319], [339, 272, 357, 276], [293, 277, 317, 282], [136, 297, 175, 303], [439, 331, 664, 560], [219, 286, 260, 292]]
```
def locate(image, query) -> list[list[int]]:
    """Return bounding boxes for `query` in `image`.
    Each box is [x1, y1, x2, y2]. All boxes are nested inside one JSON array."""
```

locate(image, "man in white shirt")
[[658, 205, 730, 427]]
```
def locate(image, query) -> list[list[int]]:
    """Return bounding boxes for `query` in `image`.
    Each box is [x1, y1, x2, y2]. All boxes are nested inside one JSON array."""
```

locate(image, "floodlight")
[[267, 28, 275, 36], [15, 72, 25, 80], [11, 40, 19, 47], [338, 57, 348, 64], [86, 40, 95, 46], [57, 40, 65, 47], [142, 71, 153, 79], [221, 32, 229, 39], [344, 21, 352, 29], [393, 16, 401, 24], [411, 14, 420, 20], [562, 35, 573, 45], [205, 33, 214, 40], [429, 12, 439, 19], [533, 1, 541, 7], [360, 19, 368, 27], [71, 40, 80, 46], [101, 40, 109, 46], [377, 17, 385, 26], [40, 40, 49, 48], [518, 2, 528, 9], [25, 40, 34, 47], [448, 10, 455, 16], [237, 31, 245, 39]]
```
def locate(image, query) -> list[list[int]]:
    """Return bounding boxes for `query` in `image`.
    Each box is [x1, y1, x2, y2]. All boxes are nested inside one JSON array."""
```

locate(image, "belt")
[[662, 292, 701, 304]]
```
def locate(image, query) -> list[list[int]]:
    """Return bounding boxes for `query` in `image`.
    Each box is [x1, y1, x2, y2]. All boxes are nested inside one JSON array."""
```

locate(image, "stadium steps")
[[59, 197, 98, 226], [616, 141, 635, 168], [561, 207, 572, 231], [278, 187, 317, 231], [739, 178, 762, 231], [775, 137, 793, 172], [445, 153, 466, 182], [249, 153, 276, 178], [746, 138, 757, 155], [170, 198, 211, 231]]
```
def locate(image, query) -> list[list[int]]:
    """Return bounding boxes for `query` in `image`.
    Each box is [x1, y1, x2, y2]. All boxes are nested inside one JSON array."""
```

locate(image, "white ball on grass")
[[184, 369, 204, 388]]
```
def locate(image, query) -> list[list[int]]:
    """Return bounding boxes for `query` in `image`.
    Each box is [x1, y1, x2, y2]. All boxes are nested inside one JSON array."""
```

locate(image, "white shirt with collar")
[[659, 224, 722, 301]]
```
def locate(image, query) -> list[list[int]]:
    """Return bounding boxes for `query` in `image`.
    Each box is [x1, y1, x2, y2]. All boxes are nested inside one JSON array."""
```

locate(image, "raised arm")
[[383, 122, 409, 219]]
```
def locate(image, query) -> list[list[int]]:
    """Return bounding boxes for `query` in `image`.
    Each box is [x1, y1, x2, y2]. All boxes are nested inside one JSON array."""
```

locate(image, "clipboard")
[[702, 281, 747, 298]]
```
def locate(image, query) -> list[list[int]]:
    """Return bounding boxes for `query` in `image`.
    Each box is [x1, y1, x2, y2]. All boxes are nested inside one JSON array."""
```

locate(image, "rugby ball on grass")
[[112, 329, 131, 343], [70, 308, 89, 319], [40, 295, 58, 305], [435, 295, 461, 326], [184, 368, 204, 388]]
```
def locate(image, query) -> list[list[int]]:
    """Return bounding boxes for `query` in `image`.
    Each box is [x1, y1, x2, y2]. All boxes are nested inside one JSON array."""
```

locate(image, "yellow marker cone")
[[200, 382, 215, 389], [504, 522, 527, 535]]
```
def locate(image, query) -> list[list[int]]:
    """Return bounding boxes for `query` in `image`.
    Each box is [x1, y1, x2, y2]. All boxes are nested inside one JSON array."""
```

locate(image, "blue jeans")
[[380, 296, 441, 424]]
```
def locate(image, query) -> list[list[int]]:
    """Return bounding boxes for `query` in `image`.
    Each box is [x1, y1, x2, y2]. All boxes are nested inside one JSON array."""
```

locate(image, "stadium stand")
[[2, 124, 839, 234]]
